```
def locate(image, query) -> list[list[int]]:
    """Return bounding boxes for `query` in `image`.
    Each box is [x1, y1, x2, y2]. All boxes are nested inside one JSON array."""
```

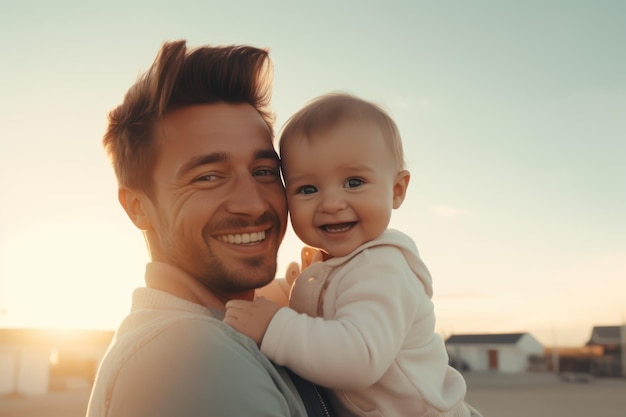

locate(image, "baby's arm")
[[261, 247, 431, 390], [224, 297, 281, 345], [226, 247, 323, 343]]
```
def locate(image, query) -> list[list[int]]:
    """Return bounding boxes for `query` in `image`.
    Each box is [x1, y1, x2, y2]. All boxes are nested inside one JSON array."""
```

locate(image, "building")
[[0, 328, 113, 396], [445, 332, 544, 373], [544, 345, 603, 376], [586, 325, 625, 377]]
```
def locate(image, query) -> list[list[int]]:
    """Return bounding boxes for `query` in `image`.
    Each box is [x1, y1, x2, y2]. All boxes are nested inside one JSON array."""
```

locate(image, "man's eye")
[[254, 168, 280, 183], [194, 174, 219, 182], [296, 185, 318, 195], [345, 178, 364, 188], [254, 168, 279, 177]]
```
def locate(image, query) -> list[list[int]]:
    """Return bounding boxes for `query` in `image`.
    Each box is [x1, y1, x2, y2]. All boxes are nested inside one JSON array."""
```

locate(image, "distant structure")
[[0, 328, 113, 396], [585, 325, 625, 377], [544, 345, 602, 376], [445, 332, 544, 373]]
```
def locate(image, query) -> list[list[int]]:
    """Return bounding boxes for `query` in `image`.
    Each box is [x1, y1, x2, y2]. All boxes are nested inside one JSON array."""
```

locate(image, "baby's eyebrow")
[[344, 164, 376, 173]]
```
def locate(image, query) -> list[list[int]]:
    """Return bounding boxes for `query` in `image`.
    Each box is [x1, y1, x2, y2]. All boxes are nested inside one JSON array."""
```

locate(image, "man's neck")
[[144, 262, 233, 312]]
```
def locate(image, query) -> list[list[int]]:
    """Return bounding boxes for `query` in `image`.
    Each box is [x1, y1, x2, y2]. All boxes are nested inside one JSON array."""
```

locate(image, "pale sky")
[[1, 1, 624, 347]]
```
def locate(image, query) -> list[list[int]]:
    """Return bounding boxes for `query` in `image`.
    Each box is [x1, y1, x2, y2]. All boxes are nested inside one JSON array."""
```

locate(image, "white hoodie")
[[262, 229, 470, 417]]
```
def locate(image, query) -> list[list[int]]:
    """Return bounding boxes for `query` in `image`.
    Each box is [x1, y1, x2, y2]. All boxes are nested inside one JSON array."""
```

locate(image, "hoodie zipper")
[[313, 384, 331, 417]]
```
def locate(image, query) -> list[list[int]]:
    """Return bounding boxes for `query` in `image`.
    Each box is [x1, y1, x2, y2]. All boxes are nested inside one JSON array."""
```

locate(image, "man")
[[86, 40, 333, 417]]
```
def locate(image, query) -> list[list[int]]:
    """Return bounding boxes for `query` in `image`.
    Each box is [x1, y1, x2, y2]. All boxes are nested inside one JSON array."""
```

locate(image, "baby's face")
[[281, 120, 406, 257]]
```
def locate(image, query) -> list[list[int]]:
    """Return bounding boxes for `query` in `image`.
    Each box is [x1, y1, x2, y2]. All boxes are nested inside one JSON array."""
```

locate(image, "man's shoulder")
[[114, 313, 250, 365], [90, 314, 302, 417]]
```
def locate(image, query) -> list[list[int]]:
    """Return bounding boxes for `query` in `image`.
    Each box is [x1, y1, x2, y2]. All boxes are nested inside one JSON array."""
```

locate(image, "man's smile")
[[216, 230, 267, 245]]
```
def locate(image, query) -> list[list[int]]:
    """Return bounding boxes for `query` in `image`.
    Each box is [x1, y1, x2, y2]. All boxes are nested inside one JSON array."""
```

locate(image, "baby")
[[226, 93, 479, 417]]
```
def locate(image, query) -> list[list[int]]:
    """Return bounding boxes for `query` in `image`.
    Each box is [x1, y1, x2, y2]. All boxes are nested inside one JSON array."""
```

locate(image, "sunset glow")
[[1, 2, 624, 349]]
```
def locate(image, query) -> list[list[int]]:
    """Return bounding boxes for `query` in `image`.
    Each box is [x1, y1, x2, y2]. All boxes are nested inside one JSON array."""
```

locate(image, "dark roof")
[[446, 333, 526, 345], [587, 326, 625, 346], [0, 328, 114, 348]]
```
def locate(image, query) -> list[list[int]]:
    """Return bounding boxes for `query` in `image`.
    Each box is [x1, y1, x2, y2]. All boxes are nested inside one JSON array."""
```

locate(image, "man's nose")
[[225, 175, 269, 216]]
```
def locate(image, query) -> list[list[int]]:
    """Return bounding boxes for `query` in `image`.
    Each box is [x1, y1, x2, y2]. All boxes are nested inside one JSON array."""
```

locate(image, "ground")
[[464, 372, 626, 416], [1, 372, 625, 417]]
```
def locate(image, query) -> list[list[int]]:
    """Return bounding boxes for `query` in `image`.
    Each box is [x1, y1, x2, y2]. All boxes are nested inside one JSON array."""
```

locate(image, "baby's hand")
[[224, 297, 281, 346]]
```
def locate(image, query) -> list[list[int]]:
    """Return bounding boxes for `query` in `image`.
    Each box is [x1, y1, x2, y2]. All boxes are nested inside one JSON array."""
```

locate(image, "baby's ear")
[[392, 170, 410, 209]]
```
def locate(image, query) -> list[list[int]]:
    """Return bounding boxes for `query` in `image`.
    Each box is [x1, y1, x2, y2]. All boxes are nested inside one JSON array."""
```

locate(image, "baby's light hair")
[[279, 92, 405, 171]]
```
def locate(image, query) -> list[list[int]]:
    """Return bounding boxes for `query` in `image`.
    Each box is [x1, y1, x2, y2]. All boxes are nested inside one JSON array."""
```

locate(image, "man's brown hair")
[[103, 40, 274, 194]]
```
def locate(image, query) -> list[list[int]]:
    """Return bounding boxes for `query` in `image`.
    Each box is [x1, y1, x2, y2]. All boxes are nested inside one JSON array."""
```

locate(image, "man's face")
[[143, 103, 287, 299]]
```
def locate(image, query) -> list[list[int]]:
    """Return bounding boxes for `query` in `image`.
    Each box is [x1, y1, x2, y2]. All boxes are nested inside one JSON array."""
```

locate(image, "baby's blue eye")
[[296, 185, 318, 195], [345, 178, 364, 188]]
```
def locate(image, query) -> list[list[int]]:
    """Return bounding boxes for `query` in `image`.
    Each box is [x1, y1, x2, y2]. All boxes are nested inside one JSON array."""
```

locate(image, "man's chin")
[[255, 273, 276, 290], [251, 264, 278, 290], [231, 259, 277, 290]]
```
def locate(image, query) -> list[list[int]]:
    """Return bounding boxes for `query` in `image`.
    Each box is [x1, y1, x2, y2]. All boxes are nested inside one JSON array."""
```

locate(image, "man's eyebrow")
[[177, 149, 279, 178], [177, 152, 228, 178], [255, 149, 280, 162]]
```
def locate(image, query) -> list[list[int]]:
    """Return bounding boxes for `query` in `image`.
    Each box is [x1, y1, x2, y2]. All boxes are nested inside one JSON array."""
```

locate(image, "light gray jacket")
[[86, 263, 316, 417]]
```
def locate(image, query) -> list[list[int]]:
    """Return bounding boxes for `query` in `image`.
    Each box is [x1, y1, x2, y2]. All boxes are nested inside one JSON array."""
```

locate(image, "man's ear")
[[392, 170, 410, 209], [118, 187, 153, 231]]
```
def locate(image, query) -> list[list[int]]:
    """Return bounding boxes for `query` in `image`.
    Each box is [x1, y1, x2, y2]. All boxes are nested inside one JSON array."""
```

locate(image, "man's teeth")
[[218, 231, 266, 244]]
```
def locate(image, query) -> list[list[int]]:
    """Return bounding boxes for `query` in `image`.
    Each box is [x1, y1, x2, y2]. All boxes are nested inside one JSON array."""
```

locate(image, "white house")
[[0, 342, 51, 396], [0, 328, 113, 396], [445, 332, 544, 373]]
